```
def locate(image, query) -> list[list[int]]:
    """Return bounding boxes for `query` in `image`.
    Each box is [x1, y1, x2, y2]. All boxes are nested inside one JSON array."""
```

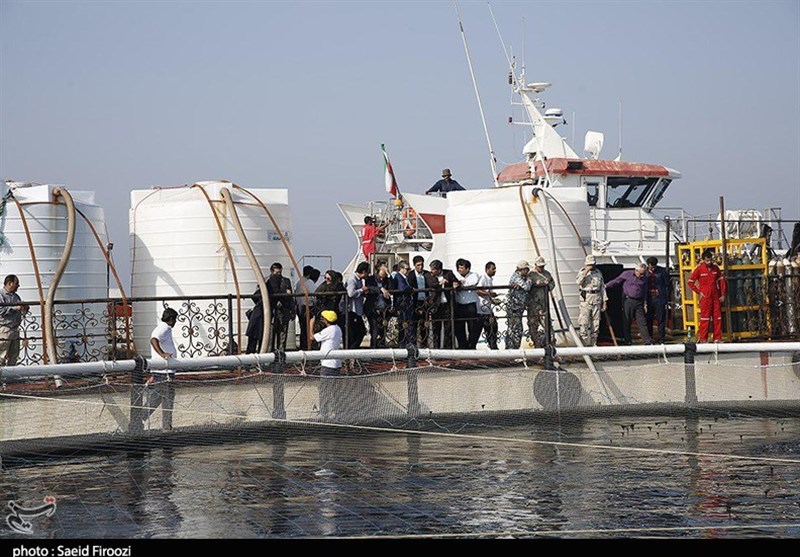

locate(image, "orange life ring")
[[401, 207, 417, 238]]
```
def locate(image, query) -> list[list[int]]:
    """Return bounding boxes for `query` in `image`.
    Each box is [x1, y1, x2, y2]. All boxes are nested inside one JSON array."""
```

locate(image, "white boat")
[[339, 58, 788, 346]]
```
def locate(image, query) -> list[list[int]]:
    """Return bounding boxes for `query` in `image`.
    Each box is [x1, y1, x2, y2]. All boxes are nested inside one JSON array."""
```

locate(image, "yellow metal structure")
[[677, 238, 769, 340]]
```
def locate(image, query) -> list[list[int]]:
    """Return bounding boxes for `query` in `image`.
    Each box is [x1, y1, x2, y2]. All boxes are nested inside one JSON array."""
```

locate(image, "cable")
[[191, 183, 243, 352]]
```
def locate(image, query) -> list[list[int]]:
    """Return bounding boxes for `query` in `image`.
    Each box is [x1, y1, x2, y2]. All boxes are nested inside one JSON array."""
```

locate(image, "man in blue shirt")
[[605, 263, 653, 345], [645, 256, 670, 344], [426, 168, 465, 197]]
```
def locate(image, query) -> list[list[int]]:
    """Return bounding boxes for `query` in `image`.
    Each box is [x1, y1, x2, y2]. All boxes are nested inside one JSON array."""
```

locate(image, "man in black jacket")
[[364, 261, 392, 348], [429, 259, 456, 349], [407, 256, 439, 347], [266, 262, 294, 351]]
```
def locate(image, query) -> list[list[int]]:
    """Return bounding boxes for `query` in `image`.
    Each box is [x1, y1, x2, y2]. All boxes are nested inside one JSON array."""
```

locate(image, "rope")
[[74, 206, 136, 356], [10, 195, 49, 363], [541, 189, 588, 256], [299, 351, 307, 375], [44, 188, 76, 364], [518, 186, 567, 334], [232, 185, 312, 350], [192, 184, 243, 352], [220, 187, 270, 353]]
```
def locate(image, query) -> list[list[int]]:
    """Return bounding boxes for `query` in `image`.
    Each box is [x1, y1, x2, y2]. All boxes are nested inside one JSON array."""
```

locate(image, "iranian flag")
[[382, 144, 399, 198]]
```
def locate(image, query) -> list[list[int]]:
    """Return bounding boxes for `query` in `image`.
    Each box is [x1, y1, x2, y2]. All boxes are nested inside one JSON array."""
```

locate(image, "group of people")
[[578, 255, 671, 346], [243, 256, 561, 356], [577, 250, 725, 346]]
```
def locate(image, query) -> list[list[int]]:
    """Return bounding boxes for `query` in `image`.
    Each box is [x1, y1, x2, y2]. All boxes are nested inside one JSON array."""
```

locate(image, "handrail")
[[3, 342, 800, 378]]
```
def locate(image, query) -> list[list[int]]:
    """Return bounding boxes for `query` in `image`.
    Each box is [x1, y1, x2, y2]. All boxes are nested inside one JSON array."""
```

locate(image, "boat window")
[[585, 182, 599, 206], [606, 177, 660, 208], [647, 179, 672, 209]]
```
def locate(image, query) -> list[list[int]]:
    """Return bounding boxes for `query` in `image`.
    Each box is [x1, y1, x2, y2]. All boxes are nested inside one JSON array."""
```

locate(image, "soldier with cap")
[[527, 256, 555, 348], [506, 260, 533, 349], [425, 168, 465, 198], [576, 254, 607, 346]]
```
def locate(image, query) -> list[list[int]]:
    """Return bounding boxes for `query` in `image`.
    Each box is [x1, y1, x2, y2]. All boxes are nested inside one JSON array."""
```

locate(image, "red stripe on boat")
[[418, 213, 445, 234]]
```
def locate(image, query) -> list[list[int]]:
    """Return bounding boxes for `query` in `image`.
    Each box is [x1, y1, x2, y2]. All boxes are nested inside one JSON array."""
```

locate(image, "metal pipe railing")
[[3, 342, 799, 379]]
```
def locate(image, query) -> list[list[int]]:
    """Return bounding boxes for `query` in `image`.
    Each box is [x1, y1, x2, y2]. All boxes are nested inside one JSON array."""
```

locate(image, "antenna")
[[455, 1, 499, 186], [488, 2, 517, 87], [521, 15, 525, 83], [615, 99, 623, 161], [572, 110, 576, 150]]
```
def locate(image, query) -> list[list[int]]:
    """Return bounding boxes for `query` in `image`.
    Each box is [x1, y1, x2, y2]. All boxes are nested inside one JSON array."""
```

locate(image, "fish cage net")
[[1, 347, 800, 538]]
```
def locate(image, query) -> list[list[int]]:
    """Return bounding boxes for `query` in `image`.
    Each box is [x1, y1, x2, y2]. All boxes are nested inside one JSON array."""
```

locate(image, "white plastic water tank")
[[0, 181, 109, 363], [445, 186, 591, 341], [129, 182, 296, 356]]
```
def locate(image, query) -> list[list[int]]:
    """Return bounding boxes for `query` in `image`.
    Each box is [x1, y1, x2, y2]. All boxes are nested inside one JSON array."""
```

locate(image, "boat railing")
[[3, 271, 799, 368], [591, 205, 797, 250]]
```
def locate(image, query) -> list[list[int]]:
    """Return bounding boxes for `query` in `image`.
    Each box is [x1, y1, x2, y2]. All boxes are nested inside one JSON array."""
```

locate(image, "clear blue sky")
[[2, 0, 798, 286]]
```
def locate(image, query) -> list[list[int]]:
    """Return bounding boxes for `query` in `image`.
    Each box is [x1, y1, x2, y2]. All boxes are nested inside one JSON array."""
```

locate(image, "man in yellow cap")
[[425, 168, 465, 198], [506, 260, 532, 349], [314, 310, 342, 420]]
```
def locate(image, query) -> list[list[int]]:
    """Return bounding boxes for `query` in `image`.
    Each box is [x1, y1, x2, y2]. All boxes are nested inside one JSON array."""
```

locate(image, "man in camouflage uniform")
[[576, 254, 607, 346], [527, 256, 555, 347], [505, 260, 533, 349]]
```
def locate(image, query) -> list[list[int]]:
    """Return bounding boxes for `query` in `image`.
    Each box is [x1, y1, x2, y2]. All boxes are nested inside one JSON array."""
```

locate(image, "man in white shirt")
[[147, 307, 178, 430], [453, 258, 480, 349], [295, 265, 319, 350], [314, 310, 343, 420], [476, 261, 498, 350]]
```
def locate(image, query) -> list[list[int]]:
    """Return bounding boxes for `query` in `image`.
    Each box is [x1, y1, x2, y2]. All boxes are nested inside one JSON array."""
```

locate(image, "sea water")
[[1, 415, 798, 538]]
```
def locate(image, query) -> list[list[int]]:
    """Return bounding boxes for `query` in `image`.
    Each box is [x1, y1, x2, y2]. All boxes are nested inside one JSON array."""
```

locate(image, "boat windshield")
[[647, 178, 672, 209], [606, 177, 660, 208]]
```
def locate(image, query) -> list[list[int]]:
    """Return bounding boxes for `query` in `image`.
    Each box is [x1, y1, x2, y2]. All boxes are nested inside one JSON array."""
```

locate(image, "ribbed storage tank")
[[129, 182, 295, 356], [445, 186, 591, 340], [0, 181, 109, 363]]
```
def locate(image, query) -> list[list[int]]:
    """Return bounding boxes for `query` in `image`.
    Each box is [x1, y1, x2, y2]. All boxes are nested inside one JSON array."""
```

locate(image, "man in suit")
[[407, 255, 438, 347], [429, 259, 457, 349]]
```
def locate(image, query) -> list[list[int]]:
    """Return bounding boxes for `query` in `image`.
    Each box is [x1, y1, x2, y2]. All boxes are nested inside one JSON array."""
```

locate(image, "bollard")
[[272, 350, 287, 420], [544, 300, 556, 370], [544, 344, 557, 371], [406, 343, 420, 417], [129, 355, 147, 434], [684, 342, 698, 405]]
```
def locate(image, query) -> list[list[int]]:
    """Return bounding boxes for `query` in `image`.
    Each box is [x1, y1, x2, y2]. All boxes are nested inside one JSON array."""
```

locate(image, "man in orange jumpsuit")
[[687, 248, 727, 342]]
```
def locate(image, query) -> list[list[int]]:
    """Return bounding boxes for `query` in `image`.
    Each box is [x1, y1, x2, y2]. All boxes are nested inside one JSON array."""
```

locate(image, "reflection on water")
[[1, 415, 799, 538]]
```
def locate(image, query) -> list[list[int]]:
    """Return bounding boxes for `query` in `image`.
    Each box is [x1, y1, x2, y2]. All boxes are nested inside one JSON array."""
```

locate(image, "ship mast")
[[454, 2, 499, 187]]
